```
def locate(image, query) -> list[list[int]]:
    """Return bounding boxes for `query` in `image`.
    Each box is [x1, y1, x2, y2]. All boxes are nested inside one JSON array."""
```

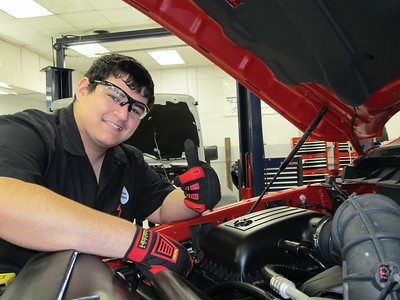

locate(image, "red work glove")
[[124, 227, 193, 284], [174, 139, 221, 213]]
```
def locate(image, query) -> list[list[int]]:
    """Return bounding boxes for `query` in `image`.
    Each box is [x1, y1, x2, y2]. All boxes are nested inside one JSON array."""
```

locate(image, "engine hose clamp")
[[313, 215, 332, 249]]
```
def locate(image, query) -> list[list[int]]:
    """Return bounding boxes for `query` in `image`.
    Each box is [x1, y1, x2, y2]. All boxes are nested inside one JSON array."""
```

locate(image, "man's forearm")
[[147, 188, 200, 224], [0, 177, 136, 258]]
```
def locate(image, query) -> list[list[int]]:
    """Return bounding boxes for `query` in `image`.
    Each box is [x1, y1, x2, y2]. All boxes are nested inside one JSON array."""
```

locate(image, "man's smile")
[[104, 119, 123, 131]]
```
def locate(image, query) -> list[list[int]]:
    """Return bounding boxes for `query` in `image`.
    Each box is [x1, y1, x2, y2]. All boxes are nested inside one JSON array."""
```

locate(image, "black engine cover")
[[199, 206, 323, 282]]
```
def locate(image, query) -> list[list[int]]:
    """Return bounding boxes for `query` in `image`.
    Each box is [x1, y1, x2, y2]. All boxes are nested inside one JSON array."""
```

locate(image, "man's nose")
[[114, 104, 129, 121]]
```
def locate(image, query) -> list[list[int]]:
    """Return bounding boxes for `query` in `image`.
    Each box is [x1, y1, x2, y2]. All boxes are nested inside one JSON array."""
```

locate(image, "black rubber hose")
[[315, 193, 400, 300], [377, 279, 398, 300], [205, 281, 278, 300], [260, 265, 279, 285], [152, 269, 212, 300], [298, 246, 328, 270], [278, 239, 329, 270]]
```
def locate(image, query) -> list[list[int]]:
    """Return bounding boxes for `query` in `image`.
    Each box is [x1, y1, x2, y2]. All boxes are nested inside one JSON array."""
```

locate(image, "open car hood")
[[125, 0, 400, 148]]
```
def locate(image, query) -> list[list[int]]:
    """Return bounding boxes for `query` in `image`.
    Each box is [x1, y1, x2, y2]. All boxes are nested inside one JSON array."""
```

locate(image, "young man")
[[0, 53, 220, 282]]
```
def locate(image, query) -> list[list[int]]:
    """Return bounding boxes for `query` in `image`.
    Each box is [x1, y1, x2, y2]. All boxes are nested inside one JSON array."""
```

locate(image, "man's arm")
[[0, 176, 193, 282], [147, 188, 200, 224], [0, 176, 135, 258]]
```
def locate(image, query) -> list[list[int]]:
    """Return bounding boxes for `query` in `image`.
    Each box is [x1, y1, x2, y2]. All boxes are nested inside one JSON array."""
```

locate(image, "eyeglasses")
[[90, 80, 150, 120]]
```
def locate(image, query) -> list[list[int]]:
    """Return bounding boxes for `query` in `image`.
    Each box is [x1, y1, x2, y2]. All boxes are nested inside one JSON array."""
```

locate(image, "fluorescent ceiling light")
[[0, 0, 52, 18], [0, 82, 17, 95], [0, 82, 11, 89], [0, 90, 12, 95], [148, 50, 185, 65], [69, 44, 110, 57]]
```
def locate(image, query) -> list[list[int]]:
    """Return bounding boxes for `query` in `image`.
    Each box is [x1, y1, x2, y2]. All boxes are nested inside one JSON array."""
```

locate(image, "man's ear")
[[75, 77, 90, 100]]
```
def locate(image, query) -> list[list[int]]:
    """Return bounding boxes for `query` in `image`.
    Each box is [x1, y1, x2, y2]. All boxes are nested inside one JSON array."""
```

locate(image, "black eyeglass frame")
[[90, 80, 150, 118]]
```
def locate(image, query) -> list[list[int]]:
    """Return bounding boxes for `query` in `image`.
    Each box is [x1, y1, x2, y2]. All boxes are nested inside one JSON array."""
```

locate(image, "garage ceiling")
[[0, 0, 214, 75]]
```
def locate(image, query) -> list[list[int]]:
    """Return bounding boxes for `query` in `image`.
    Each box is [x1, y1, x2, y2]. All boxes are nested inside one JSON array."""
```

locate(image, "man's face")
[[74, 75, 149, 153]]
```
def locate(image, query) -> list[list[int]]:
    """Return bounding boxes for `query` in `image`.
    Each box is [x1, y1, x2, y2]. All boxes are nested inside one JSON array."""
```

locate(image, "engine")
[[2, 141, 400, 300], [185, 194, 400, 300], [192, 206, 324, 285]]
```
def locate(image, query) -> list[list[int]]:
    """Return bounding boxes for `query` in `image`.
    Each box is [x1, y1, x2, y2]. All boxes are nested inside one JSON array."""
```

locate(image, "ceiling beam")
[[53, 28, 173, 67]]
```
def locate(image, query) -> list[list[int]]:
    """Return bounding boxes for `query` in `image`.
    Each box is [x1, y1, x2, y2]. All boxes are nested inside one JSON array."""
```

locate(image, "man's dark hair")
[[84, 53, 155, 108]]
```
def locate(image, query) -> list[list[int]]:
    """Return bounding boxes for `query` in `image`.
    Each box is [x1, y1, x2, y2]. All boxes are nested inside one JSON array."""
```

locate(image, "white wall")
[[0, 38, 83, 115], [0, 40, 51, 94]]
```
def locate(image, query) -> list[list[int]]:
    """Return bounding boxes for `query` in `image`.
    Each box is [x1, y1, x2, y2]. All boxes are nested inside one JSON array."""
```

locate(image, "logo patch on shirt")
[[120, 186, 129, 204]]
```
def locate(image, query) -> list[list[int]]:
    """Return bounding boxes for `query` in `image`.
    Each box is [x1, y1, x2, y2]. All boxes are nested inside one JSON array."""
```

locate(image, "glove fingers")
[[184, 139, 200, 168], [174, 139, 201, 187], [134, 262, 152, 285]]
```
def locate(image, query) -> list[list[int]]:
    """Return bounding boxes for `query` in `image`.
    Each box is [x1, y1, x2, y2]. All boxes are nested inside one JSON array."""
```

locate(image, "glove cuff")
[[125, 227, 152, 262]]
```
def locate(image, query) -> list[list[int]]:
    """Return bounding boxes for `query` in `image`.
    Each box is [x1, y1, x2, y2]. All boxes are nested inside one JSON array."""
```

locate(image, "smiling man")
[[0, 53, 221, 283]]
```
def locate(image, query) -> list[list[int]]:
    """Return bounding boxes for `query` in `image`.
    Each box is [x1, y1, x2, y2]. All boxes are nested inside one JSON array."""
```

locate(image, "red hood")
[[124, 0, 400, 148]]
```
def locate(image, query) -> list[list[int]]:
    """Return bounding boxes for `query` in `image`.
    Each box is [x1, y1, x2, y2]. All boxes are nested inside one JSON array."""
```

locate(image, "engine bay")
[[3, 139, 400, 299]]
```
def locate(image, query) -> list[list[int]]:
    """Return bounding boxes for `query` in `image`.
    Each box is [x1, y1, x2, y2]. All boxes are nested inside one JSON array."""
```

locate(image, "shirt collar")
[[59, 103, 86, 156]]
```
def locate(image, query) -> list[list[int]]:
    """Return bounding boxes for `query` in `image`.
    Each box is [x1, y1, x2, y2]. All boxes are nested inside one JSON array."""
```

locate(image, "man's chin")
[[97, 136, 124, 149]]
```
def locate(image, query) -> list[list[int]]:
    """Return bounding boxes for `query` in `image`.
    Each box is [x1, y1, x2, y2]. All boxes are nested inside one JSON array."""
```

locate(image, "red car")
[[3, 1, 399, 300]]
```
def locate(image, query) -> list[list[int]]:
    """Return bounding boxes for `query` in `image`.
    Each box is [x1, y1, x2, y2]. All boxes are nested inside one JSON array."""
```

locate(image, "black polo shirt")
[[0, 103, 174, 271]]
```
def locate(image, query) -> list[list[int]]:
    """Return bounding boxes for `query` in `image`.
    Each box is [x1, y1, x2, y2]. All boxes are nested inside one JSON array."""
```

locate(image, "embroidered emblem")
[[120, 186, 129, 204]]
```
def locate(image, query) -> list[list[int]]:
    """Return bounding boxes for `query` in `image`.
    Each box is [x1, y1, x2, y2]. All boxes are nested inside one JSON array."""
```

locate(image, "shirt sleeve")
[[0, 112, 48, 185]]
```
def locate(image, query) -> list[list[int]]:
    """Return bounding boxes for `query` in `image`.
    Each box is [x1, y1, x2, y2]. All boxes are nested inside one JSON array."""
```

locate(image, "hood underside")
[[125, 0, 400, 145]]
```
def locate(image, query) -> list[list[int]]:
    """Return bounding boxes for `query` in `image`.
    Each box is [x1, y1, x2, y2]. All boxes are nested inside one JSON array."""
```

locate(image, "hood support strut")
[[247, 106, 328, 214]]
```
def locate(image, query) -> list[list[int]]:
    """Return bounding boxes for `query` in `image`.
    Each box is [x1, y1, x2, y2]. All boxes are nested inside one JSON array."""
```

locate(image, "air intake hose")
[[314, 193, 400, 300]]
